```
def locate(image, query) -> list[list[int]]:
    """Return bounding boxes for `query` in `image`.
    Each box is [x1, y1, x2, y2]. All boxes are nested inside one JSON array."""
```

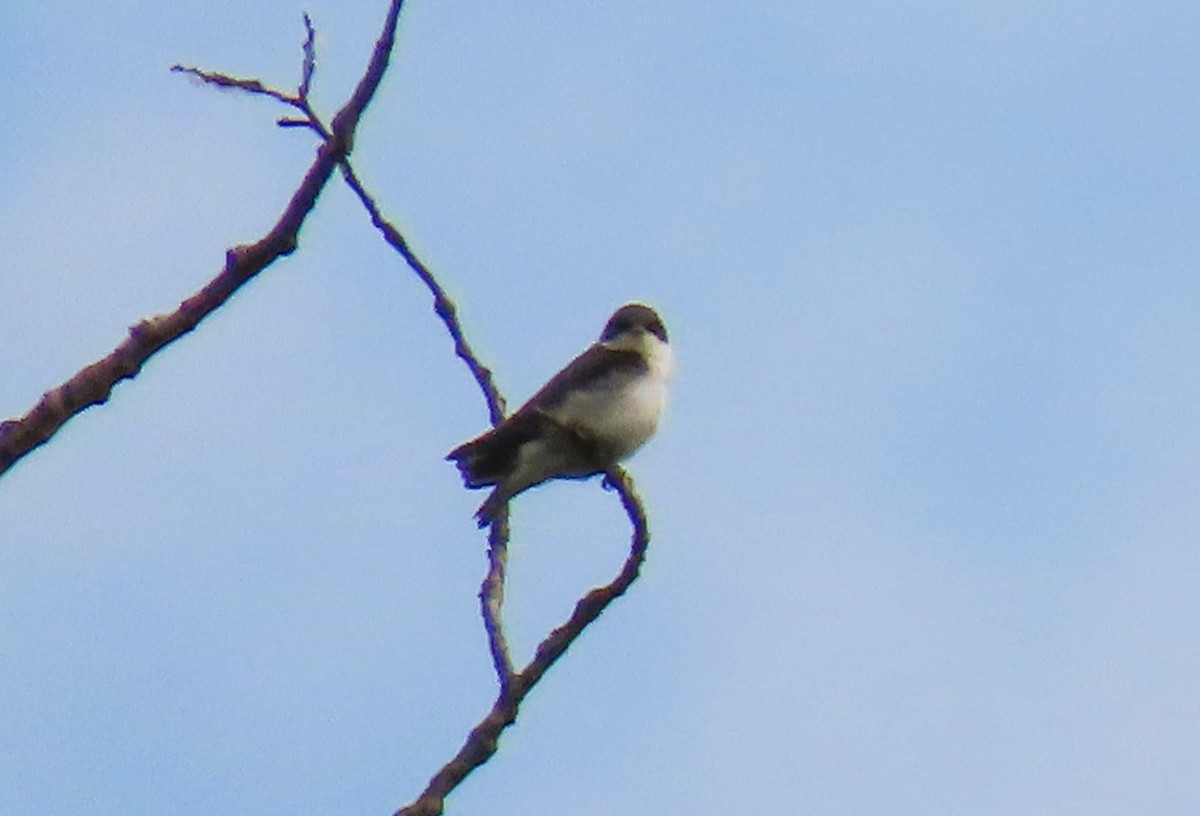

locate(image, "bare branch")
[[336, 125, 656, 815], [338, 164, 506, 424], [300, 13, 318, 100], [172, 14, 331, 140], [395, 468, 651, 816], [170, 64, 296, 106], [479, 517, 514, 689], [0, 0, 408, 479], [338, 158, 520, 700], [174, 18, 512, 435], [516, 470, 649, 688], [336, 159, 519, 694]]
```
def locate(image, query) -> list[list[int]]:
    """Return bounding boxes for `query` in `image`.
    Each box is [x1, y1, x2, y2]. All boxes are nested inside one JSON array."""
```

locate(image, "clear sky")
[[3, 1, 1200, 813]]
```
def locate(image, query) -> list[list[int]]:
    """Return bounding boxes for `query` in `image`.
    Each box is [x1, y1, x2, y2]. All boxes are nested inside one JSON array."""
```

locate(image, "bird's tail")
[[446, 442, 505, 489], [447, 415, 544, 489]]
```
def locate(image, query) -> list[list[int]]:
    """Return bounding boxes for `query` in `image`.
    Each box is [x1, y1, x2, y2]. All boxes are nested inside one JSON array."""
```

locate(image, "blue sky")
[[3, 1, 1200, 813]]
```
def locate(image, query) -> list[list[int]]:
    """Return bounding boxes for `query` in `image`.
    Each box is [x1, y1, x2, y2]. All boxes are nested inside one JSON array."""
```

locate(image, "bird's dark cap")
[[601, 303, 668, 343]]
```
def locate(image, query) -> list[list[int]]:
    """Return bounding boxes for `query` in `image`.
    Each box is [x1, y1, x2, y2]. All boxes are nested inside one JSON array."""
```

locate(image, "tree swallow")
[[447, 303, 673, 527]]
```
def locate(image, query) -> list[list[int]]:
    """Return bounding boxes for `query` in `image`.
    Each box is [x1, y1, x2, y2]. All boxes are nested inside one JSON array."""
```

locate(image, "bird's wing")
[[446, 411, 552, 487], [445, 344, 646, 488], [517, 343, 647, 414]]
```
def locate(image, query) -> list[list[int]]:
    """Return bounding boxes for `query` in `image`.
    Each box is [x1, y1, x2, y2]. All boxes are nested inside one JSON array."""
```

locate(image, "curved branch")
[[516, 470, 649, 688], [337, 149, 657, 816], [176, 14, 522, 705], [395, 468, 651, 816], [0, 0, 408, 480], [336, 160, 518, 695], [479, 516, 515, 689], [338, 165, 506, 424]]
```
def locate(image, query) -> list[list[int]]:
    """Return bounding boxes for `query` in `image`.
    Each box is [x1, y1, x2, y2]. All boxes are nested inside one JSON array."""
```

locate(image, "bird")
[[447, 303, 672, 527]]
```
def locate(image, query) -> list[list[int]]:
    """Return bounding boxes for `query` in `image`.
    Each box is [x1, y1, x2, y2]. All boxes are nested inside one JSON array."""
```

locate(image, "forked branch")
[[0, 0, 406, 478], [395, 468, 650, 816], [174, 13, 660, 813]]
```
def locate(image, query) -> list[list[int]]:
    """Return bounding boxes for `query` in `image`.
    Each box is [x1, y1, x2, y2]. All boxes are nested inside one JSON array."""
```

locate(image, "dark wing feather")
[[517, 343, 647, 412], [446, 411, 548, 488]]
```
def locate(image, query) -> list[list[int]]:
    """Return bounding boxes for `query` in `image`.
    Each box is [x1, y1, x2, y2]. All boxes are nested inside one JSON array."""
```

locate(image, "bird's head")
[[600, 303, 668, 348]]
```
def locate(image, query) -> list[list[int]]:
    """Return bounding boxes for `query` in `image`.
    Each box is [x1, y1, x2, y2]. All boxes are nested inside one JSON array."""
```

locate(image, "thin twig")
[[299, 13, 317, 100], [479, 516, 514, 689], [516, 470, 649, 688], [338, 160, 516, 692], [338, 164, 506, 423], [395, 468, 650, 816], [170, 64, 297, 106], [173, 14, 330, 139]]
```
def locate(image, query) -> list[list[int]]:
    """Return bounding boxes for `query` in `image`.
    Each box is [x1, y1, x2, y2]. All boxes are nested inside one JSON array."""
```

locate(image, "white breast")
[[558, 336, 673, 460]]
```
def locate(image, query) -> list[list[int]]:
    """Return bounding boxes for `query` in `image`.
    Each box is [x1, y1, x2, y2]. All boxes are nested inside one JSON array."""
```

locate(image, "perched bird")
[[447, 303, 672, 526]]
